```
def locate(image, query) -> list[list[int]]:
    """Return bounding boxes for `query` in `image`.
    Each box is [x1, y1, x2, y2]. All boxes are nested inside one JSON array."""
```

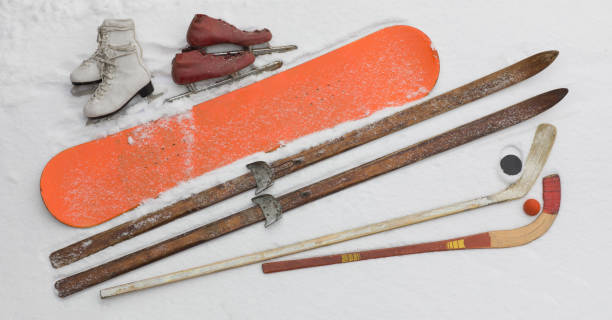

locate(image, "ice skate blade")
[[71, 79, 102, 86], [86, 81, 155, 122], [182, 44, 297, 56], [71, 84, 98, 97], [165, 61, 283, 103]]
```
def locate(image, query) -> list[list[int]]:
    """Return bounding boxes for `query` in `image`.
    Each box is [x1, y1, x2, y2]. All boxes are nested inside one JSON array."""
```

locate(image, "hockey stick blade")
[[98, 121, 557, 298]]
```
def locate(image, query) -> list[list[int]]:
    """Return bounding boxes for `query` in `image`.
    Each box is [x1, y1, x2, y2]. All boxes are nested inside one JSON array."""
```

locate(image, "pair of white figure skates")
[[70, 19, 153, 118]]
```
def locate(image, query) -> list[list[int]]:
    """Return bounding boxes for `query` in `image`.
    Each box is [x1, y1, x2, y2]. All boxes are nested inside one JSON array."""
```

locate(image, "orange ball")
[[523, 199, 541, 216]]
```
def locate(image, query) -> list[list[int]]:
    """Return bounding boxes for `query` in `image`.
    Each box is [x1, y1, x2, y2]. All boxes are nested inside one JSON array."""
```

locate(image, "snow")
[[1, 0, 611, 318]]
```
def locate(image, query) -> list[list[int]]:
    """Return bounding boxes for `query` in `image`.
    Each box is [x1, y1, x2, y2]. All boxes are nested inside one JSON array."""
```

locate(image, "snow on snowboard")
[[41, 25, 440, 227]]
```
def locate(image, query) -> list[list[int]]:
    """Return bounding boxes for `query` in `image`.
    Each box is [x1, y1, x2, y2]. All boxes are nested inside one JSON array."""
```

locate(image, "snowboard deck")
[[41, 25, 440, 227]]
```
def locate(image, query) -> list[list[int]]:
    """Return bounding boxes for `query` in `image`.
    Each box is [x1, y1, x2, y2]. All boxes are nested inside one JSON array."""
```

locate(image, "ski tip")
[[523, 50, 559, 76], [533, 50, 559, 66], [537, 88, 568, 105], [553, 88, 569, 99], [539, 50, 559, 61], [522, 88, 567, 115]]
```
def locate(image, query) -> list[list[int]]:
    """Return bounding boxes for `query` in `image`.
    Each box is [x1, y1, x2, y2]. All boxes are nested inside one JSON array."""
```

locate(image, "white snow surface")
[[1, 0, 611, 318]]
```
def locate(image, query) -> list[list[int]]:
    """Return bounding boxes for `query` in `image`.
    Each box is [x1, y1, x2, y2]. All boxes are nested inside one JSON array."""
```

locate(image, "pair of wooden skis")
[[54, 51, 565, 297]]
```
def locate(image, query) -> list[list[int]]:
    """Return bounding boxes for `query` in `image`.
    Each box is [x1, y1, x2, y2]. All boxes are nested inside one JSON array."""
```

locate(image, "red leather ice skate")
[[186, 14, 272, 48], [172, 51, 255, 85]]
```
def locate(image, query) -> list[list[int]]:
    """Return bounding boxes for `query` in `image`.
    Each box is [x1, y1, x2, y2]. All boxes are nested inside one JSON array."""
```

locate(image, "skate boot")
[[166, 14, 296, 102], [185, 14, 272, 49], [70, 19, 142, 85], [172, 51, 255, 85], [83, 43, 153, 118]]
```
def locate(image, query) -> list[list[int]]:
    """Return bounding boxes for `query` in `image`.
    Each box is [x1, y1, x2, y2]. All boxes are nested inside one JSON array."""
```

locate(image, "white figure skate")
[[70, 19, 142, 85], [83, 43, 153, 118]]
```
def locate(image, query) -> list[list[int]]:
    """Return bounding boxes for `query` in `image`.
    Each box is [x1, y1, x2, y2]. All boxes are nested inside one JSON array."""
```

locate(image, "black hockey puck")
[[500, 154, 522, 175]]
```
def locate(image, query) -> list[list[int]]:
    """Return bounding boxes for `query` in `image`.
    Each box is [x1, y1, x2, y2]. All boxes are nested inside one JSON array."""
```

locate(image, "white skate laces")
[[77, 28, 107, 70], [80, 26, 129, 68], [90, 44, 137, 102], [71, 22, 138, 85], [77, 19, 152, 118], [82, 40, 152, 118]]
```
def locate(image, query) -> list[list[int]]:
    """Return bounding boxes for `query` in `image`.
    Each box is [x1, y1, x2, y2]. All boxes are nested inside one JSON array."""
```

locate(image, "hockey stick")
[[50, 51, 559, 269], [262, 174, 560, 273], [99, 124, 556, 298]]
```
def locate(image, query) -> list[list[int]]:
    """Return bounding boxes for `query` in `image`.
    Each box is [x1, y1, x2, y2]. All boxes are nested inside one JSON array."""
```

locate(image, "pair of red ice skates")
[[168, 14, 297, 101]]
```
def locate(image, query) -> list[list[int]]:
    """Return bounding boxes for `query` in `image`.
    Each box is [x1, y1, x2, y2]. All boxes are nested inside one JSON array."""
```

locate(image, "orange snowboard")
[[41, 25, 440, 227]]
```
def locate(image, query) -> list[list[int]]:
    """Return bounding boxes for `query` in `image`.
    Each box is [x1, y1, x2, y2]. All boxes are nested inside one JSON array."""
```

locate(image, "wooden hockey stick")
[[99, 124, 556, 298], [262, 174, 560, 273]]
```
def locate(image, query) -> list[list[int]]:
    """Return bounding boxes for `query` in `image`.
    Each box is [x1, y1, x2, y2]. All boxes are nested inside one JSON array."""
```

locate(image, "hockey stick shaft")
[[261, 175, 560, 273], [54, 89, 564, 297], [100, 135, 558, 298], [261, 235, 490, 274], [51, 51, 559, 269]]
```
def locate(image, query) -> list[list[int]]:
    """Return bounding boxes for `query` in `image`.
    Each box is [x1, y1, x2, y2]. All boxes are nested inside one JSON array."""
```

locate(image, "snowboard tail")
[[41, 25, 440, 227]]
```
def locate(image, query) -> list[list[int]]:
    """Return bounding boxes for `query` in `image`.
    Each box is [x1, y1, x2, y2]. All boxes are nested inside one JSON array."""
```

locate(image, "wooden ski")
[[99, 126, 557, 298], [55, 90, 566, 297], [261, 174, 561, 273], [50, 51, 559, 269]]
